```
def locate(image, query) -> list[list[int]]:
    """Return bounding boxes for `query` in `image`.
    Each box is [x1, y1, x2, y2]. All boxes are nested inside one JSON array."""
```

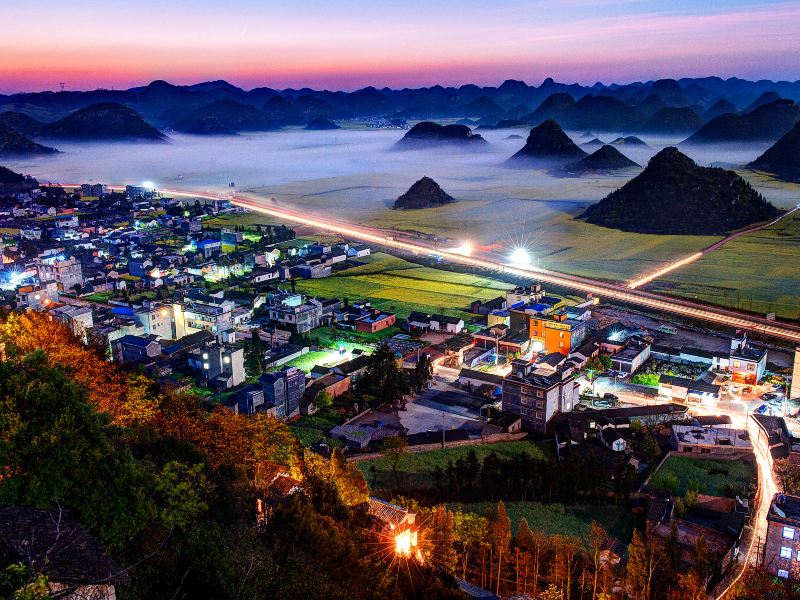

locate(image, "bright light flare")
[[508, 247, 531, 267], [447, 241, 473, 256], [141, 181, 156, 190], [394, 530, 412, 556]]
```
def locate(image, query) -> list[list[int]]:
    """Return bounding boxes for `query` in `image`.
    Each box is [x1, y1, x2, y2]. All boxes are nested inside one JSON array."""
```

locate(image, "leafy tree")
[[627, 529, 658, 600], [0, 351, 154, 549], [315, 389, 334, 409], [383, 435, 408, 493], [453, 509, 487, 580], [427, 505, 458, 575], [154, 461, 210, 530], [585, 356, 605, 373], [412, 353, 434, 392], [600, 355, 612, 370], [363, 343, 408, 406]]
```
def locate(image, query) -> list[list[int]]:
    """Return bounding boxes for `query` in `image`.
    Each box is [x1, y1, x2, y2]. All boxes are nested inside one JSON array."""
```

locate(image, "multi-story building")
[[16, 281, 59, 309], [194, 343, 245, 390], [506, 283, 546, 307], [765, 493, 800, 580], [134, 302, 179, 339], [502, 363, 579, 433], [35, 256, 84, 292], [713, 331, 768, 385], [260, 367, 306, 419], [524, 309, 588, 355], [267, 292, 322, 333], [51, 305, 94, 338]]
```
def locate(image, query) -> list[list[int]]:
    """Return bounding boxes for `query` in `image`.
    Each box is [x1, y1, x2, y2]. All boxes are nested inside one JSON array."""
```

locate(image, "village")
[[2, 177, 800, 598]]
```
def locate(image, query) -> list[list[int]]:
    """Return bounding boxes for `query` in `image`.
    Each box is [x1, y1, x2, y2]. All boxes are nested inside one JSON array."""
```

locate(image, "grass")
[[290, 409, 347, 447], [293, 252, 512, 320], [279, 343, 371, 374], [84, 291, 116, 303], [451, 501, 635, 543], [651, 214, 800, 319], [358, 440, 550, 492], [648, 455, 756, 497]]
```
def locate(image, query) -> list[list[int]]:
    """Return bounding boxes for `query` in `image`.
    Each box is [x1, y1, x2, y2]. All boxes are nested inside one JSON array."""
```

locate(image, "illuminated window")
[[202, 353, 209, 360], [223, 356, 230, 364], [784, 527, 795, 539], [778, 569, 789, 578], [781, 547, 793, 558], [203, 362, 209, 370]]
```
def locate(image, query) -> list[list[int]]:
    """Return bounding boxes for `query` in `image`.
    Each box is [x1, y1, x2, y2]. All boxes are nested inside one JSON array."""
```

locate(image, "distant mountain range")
[[2, 76, 800, 141], [582, 147, 780, 235]]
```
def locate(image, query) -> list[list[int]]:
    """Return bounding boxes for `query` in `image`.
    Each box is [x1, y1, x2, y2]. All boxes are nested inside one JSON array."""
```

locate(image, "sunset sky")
[[3, 0, 799, 93]]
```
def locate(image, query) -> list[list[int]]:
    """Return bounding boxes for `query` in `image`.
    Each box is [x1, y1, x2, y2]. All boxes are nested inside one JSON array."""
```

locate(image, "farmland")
[[358, 440, 549, 493], [647, 455, 757, 497], [651, 213, 800, 319], [293, 252, 512, 320], [451, 501, 635, 543]]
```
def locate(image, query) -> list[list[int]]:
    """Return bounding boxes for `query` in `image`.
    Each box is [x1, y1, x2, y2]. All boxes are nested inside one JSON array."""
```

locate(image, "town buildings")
[[765, 493, 800, 580]]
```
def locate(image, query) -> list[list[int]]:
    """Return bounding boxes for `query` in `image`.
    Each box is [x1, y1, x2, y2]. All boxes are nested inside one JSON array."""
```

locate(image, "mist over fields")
[[5, 127, 799, 316], [3, 127, 791, 209]]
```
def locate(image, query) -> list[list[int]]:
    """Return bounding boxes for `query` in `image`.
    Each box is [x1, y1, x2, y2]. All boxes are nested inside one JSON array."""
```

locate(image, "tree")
[[626, 529, 658, 600], [364, 344, 407, 406], [588, 521, 608, 600], [315, 389, 334, 409], [329, 447, 369, 506], [243, 329, 266, 378], [599, 355, 612, 370], [428, 505, 457, 574], [489, 501, 512, 596], [412, 353, 434, 392], [585, 356, 605, 373], [453, 509, 487, 580], [776, 459, 800, 495], [383, 435, 408, 493]]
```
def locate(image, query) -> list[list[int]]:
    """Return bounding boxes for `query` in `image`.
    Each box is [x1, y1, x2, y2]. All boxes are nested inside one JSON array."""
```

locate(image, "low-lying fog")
[[5, 127, 794, 212]]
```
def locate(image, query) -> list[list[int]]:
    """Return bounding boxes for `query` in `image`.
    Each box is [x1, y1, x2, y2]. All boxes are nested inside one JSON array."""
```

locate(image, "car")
[[743, 386, 754, 394], [593, 400, 612, 408], [762, 392, 779, 401], [773, 383, 785, 391], [730, 385, 741, 394], [603, 393, 619, 401], [755, 404, 768, 415]]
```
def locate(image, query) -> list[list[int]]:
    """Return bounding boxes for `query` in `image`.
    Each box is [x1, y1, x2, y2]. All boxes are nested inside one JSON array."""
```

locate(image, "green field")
[[358, 440, 549, 491], [648, 455, 756, 497], [451, 501, 635, 543], [652, 214, 800, 319], [294, 252, 512, 319]]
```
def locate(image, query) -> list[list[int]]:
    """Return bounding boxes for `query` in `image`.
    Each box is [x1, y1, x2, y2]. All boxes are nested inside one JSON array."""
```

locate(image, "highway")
[[71, 184, 800, 343]]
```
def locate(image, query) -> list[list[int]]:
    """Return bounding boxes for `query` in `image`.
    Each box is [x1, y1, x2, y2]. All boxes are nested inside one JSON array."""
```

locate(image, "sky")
[[2, 0, 799, 93]]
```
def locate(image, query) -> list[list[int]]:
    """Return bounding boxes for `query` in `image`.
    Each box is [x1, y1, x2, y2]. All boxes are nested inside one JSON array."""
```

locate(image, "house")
[[506, 283, 545, 306], [0, 506, 128, 599], [34, 256, 84, 292], [231, 384, 275, 417], [569, 339, 600, 369], [457, 368, 505, 391], [112, 334, 161, 362], [611, 338, 651, 375], [16, 281, 60, 309], [347, 244, 371, 258], [601, 427, 627, 452], [670, 424, 752, 455], [470, 296, 506, 316], [329, 422, 388, 450], [519, 307, 588, 355], [765, 493, 800, 579], [51, 305, 94, 338], [502, 364, 579, 433], [354, 309, 397, 334], [405, 312, 463, 334], [192, 342, 245, 390], [726, 331, 768, 385], [260, 367, 306, 419], [658, 375, 721, 403]]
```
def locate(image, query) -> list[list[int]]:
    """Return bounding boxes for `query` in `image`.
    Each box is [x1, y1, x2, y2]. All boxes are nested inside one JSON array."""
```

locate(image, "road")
[[64, 184, 800, 343]]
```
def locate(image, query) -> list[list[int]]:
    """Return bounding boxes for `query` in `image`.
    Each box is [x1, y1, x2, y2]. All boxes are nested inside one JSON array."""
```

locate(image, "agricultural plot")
[[293, 252, 512, 319], [647, 455, 756, 497], [358, 440, 549, 492], [651, 214, 800, 319], [451, 501, 635, 543]]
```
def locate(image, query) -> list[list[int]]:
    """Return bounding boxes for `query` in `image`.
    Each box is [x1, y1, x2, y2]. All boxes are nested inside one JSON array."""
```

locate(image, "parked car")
[[603, 393, 619, 401], [593, 400, 612, 408], [743, 386, 754, 394], [773, 383, 785, 391], [755, 404, 768, 415], [762, 392, 779, 401], [730, 385, 741, 394]]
